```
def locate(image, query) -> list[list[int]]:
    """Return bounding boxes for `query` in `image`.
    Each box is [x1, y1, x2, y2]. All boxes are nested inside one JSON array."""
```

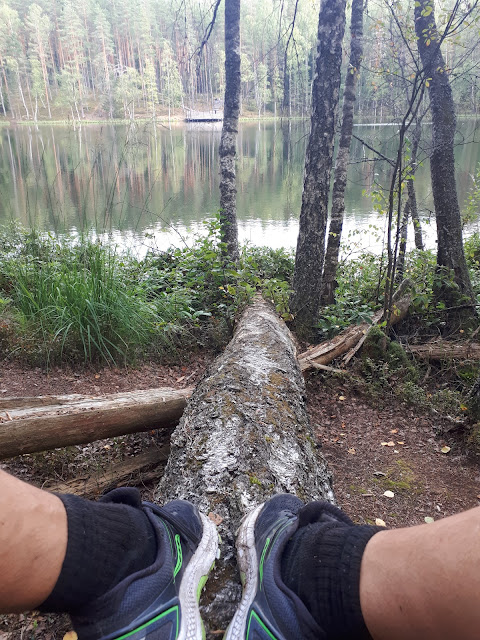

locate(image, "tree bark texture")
[[219, 0, 240, 262], [155, 297, 333, 632], [415, 0, 474, 308], [290, 0, 347, 335], [321, 0, 365, 306], [0, 388, 190, 460]]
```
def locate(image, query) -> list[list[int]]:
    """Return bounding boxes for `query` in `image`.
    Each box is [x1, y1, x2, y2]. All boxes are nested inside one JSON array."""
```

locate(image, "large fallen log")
[[45, 446, 169, 498], [407, 340, 480, 361], [298, 293, 411, 372], [155, 297, 333, 634], [0, 387, 191, 460]]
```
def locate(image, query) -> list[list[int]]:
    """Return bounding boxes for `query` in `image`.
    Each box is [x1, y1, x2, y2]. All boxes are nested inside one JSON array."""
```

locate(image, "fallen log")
[[0, 387, 191, 460], [155, 297, 333, 634], [298, 294, 411, 372], [407, 340, 480, 361], [45, 446, 169, 498]]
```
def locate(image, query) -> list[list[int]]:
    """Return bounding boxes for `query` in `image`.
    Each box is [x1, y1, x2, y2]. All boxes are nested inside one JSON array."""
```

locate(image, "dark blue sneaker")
[[224, 494, 323, 640], [71, 499, 219, 640]]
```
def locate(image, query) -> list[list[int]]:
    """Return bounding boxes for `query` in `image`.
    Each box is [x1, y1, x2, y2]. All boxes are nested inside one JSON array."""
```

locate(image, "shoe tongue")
[[297, 501, 354, 527], [99, 487, 143, 508]]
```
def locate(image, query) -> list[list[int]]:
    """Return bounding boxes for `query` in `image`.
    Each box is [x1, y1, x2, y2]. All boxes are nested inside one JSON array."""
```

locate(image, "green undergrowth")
[[0, 219, 294, 366]]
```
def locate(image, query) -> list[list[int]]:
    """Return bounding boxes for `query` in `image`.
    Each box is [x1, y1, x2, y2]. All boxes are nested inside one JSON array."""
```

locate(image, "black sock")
[[40, 488, 157, 614], [281, 502, 382, 640]]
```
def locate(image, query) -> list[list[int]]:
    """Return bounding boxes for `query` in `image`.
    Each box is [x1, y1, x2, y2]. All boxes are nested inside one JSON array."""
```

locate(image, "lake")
[[1, 119, 479, 254]]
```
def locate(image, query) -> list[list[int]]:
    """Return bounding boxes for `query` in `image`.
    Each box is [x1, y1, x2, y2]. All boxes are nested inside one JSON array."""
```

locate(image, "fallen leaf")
[[477, 494, 480, 500], [63, 632, 78, 640], [393, 449, 399, 453], [94, 374, 100, 379], [390, 429, 398, 434], [373, 471, 386, 477], [441, 446, 451, 454], [383, 490, 395, 498], [208, 512, 223, 526], [348, 448, 356, 455], [397, 441, 405, 445], [338, 395, 346, 401], [381, 442, 388, 446], [375, 518, 387, 527], [387, 441, 395, 447], [424, 517, 435, 524], [103, 444, 111, 450]]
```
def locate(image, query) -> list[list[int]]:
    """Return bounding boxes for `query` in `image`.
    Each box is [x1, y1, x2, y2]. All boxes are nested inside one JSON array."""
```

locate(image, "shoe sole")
[[178, 511, 220, 640], [223, 503, 264, 640]]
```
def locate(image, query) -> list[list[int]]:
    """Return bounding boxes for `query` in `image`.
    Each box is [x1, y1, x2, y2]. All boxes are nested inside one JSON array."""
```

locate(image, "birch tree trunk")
[[321, 0, 365, 306], [397, 119, 423, 280], [219, 0, 240, 262], [409, 120, 424, 251], [415, 0, 475, 314], [290, 0, 347, 336], [155, 297, 333, 633]]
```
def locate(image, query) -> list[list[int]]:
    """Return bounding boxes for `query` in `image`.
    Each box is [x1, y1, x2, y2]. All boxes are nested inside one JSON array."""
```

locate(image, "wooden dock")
[[184, 109, 223, 122]]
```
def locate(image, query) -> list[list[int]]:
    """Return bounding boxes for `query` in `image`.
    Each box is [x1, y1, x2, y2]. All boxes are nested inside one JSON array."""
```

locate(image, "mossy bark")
[[155, 297, 333, 633]]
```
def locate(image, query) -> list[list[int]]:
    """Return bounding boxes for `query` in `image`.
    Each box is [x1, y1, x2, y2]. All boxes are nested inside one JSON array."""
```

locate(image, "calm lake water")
[[1, 119, 480, 254]]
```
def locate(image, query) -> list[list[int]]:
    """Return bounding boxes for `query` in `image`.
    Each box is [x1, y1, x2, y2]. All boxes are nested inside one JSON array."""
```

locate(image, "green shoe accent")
[[115, 605, 179, 640], [246, 610, 279, 640], [259, 537, 271, 588], [173, 534, 183, 578]]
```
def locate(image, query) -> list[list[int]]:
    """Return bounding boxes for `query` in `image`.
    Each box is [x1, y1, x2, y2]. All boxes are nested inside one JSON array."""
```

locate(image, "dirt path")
[[0, 357, 479, 639]]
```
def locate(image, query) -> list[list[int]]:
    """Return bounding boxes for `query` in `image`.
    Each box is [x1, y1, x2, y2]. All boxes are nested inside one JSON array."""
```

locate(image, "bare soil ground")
[[0, 356, 479, 639]]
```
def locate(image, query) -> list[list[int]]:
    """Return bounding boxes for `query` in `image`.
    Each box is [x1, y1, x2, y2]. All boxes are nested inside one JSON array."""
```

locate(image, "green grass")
[[0, 221, 294, 366]]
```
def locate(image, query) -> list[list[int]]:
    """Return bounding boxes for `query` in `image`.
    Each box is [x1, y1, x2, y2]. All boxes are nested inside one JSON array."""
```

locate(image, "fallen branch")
[[407, 340, 480, 361], [0, 387, 191, 460], [45, 447, 169, 498], [298, 294, 411, 372], [155, 297, 333, 632]]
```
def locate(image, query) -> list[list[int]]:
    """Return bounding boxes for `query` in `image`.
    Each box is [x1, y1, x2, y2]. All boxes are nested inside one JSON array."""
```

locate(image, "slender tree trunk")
[[219, 0, 240, 262], [290, 0, 347, 336], [321, 0, 365, 306], [396, 199, 409, 282], [415, 0, 475, 313], [409, 119, 424, 250]]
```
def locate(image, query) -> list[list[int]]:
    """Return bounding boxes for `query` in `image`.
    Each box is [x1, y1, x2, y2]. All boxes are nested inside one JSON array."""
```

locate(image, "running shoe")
[[224, 494, 323, 640], [71, 498, 219, 640]]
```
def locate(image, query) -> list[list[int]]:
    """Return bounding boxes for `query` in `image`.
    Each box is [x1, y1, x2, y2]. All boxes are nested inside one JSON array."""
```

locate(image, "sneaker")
[[71, 499, 219, 640], [224, 494, 323, 640]]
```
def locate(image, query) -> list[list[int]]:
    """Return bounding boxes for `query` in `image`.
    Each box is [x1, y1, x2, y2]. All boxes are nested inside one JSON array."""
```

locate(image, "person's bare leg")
[[360, 506, 480, 640], [0, 469, 67, 612]]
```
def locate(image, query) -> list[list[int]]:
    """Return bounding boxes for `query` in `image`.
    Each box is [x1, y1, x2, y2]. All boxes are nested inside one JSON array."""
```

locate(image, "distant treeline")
[[0, 0, 478, 121]]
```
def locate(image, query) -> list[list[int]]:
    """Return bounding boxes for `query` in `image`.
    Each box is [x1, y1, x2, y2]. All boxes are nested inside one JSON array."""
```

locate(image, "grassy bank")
[[0, 220, 294, 366], [1, 220, 480, 368]]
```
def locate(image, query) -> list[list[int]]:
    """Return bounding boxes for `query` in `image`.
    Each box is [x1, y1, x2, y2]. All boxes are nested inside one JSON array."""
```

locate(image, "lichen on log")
[[155, 297, 333, 633]]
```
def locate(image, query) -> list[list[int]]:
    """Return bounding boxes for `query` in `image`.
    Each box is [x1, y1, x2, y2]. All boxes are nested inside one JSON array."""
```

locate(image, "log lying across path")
[[298, 294, 412, 372], [46, 446, 170, 498], [0, 388, 191, 460], [155, 297, 333, 633], [408, 340, 480, 361]]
